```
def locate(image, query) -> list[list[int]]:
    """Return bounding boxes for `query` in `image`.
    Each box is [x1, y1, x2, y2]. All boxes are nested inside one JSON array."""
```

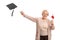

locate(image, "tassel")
[[11, 9, 14, 16]]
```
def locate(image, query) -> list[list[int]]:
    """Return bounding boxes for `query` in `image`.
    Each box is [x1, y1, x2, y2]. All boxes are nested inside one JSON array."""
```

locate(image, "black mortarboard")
[[6, 3, 17, 16]]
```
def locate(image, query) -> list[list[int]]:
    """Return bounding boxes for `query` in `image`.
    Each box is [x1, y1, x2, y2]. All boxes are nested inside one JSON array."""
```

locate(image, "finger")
[[20, 11, 23, 13]]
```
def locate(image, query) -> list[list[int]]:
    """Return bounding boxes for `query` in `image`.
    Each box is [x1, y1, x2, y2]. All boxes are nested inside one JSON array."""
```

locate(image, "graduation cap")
[[6, 3, 17, 16]]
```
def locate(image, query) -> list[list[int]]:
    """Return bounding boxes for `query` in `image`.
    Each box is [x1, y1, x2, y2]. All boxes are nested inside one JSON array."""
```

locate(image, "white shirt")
[[39, 18, 48, 36]]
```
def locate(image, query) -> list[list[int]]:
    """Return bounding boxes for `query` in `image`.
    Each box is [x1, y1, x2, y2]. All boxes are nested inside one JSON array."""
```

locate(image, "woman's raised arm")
[[20, 11, 37, 23]]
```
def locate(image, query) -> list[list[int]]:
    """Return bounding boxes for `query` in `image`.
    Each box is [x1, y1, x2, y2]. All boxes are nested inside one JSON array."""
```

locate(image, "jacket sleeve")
[[24, 14, 37, 23]]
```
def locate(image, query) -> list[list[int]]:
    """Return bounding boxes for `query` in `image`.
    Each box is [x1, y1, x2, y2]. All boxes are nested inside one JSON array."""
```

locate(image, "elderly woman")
[[20, 10, 55, 40]]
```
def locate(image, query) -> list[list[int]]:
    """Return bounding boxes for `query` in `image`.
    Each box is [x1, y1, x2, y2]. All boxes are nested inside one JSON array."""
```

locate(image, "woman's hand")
[[51, 20, 54, 25], [50, 20, 55, 30], [20, 11, 25, 17]]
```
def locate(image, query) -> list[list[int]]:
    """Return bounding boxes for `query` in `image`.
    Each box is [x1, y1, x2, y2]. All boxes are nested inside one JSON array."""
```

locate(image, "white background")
[[0, 0, 60, 40]]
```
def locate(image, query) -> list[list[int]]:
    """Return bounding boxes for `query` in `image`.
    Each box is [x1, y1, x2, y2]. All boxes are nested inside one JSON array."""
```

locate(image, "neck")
[[42, 17, 47, 20]]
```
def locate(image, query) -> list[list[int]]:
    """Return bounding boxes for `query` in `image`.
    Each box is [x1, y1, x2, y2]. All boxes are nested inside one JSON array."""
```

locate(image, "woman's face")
[[42, 10, 49, 18]]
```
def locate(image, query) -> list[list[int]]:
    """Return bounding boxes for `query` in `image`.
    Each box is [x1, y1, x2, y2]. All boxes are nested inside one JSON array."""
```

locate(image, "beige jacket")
[[24, 14, 55, 40], [35, 18, 55, 40]]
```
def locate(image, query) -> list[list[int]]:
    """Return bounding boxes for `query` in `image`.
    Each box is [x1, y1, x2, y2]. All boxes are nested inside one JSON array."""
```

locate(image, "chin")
[[44, 17, 47, 18]]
